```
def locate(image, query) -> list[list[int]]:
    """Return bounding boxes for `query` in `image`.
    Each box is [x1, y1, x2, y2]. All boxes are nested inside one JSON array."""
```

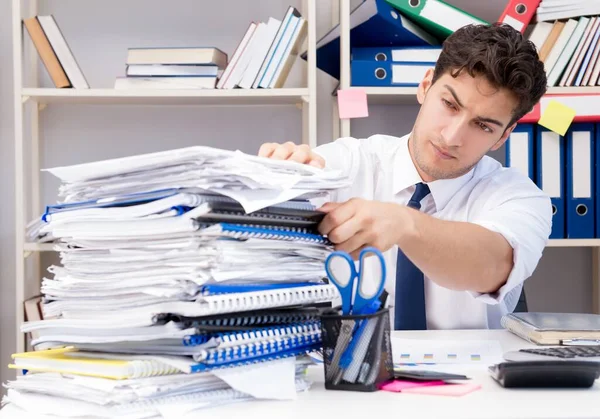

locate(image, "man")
[[258, 23, 552, 330]]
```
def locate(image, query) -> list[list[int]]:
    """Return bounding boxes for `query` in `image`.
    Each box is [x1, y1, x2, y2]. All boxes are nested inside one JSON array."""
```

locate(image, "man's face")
[[410, 69, 519, 182]]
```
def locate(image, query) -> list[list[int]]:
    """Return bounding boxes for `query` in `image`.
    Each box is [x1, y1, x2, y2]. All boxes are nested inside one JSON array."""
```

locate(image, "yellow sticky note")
[[538, 100, 576, 136]]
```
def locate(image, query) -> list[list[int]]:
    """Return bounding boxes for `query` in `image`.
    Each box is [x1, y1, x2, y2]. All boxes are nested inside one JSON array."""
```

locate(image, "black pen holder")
[[320, 308, 394, 392]]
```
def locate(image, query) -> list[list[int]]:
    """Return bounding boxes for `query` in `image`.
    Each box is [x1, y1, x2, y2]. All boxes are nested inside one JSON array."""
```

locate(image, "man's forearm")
[[397, 207, 513, 293]]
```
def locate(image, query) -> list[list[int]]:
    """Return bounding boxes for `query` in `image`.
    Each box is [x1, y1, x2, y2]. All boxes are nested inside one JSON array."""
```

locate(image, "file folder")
[[384, 0, 488, 41], [497, 0, 541, 33], [505, 124, 535, 181], [351, 60, 434, 86], [351, 46, 442, 62], [536, 127, 565, 239], [308, 0, 437, 80], [565, 123, 595, 238]]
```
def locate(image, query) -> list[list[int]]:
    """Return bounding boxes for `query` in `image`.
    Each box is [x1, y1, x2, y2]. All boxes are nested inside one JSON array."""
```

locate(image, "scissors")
[[325, 246, 386, 316]]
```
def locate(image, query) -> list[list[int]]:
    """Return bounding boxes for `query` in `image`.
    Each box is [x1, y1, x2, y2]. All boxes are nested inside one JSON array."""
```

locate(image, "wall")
[[0, 0, 592, 390]]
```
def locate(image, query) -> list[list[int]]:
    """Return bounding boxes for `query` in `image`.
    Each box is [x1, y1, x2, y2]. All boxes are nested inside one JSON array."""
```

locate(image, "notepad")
[[402, 383, 481, 397], [9, 347, 182, 379], [501, 312, 600, 345]]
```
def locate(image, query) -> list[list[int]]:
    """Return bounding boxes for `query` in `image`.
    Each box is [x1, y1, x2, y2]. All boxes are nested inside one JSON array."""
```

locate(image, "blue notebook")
[[188, 323, 322, 372]]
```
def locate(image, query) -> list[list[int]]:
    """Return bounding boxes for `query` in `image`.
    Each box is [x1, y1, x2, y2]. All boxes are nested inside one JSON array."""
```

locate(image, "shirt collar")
[[393, 133, 475, 212]]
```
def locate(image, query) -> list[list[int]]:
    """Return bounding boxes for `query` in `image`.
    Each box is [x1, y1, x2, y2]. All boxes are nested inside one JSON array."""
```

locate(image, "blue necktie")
[[394, 182, 431, 330]]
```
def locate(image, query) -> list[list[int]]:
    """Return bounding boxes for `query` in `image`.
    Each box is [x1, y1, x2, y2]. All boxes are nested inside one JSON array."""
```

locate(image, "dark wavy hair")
[[432, 23, 547, 128]]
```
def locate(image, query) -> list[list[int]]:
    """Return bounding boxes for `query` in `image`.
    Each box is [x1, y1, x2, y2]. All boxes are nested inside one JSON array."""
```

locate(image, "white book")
[[547, 17, 589, 86], [253, 7, 297, 89], [544, 19, 578, 77], [114, 77, 216, 89], [224, 22, 266, 89], [527, 22, 553, 54], [216, 22, 257, 89], [37, 15, 89, 89], [268, 17, 308, 88], [238, 17, 282, 89], [560, 16, 598, 86], [258, 15, 301, 88]]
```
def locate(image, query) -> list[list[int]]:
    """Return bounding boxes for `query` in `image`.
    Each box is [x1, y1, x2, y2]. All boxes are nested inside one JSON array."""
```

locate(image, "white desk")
[[1, 330, 600, 419]]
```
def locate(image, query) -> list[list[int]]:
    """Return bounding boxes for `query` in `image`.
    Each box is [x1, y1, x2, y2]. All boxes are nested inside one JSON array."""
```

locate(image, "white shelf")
[[547, 86, 600, 94], [353, 86, 600, 107], [363, 87, 419, 105], [546, 239, 600, 247], [22, 88, 310, 106]]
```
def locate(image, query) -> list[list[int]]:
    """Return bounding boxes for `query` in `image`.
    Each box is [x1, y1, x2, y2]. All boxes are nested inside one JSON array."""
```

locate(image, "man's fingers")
[[327, 216, 362, 244], [318, 202, 357, 236], [271, 142, 296, 160], [309, 154, 326, 168], [288, 147, 310, 164], [258, 143, 277, 158], [318, 202, 341, 213], [335, 232, 369, 259]]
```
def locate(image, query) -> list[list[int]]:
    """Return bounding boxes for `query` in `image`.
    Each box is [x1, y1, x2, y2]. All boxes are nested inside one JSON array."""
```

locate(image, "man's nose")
[[440, 118, 466, 147]]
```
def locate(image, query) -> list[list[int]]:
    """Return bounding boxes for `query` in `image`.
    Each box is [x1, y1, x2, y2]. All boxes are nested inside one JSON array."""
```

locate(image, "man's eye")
[[442, 99, 456, 110], [477, 122, 492, 133]]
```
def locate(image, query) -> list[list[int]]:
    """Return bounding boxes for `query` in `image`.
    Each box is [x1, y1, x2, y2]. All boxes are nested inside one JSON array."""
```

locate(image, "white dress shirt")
[[314, 133, 552, 330]]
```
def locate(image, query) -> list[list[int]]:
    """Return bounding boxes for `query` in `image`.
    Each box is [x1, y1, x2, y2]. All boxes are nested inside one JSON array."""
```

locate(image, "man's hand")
[[258, 142, 325, 168], [318, 198, 409, 258]]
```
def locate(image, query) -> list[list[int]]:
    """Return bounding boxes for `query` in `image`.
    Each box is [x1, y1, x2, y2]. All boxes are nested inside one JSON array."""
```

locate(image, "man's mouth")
[[431, 142, 455, 160]]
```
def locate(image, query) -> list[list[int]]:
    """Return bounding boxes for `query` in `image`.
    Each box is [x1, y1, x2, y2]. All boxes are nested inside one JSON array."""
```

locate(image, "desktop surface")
[[1, 330, 599, 419]]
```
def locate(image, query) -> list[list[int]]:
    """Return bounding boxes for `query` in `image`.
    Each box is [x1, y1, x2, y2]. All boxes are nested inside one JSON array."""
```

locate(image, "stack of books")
[[2, 146, 350, 416], [114, 47, 228, 90], [216, 6, 307, 89], [527, 14, 600, 87]]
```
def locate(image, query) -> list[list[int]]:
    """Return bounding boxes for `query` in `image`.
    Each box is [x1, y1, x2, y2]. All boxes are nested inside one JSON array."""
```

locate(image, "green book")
[[385, 0, 488, 41]]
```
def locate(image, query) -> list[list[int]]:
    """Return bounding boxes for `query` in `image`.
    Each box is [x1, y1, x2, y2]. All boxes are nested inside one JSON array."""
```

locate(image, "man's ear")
[[491, 122, 517, 151], [417, 68, 434, 105]]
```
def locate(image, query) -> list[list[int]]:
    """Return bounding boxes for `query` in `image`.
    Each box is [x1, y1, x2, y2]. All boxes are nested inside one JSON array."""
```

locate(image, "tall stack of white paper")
[[2, 145, 348, 417]]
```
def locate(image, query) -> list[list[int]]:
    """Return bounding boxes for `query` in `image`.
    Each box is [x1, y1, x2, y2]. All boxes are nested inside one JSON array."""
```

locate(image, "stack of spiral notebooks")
[[4, 146, 347, 417]]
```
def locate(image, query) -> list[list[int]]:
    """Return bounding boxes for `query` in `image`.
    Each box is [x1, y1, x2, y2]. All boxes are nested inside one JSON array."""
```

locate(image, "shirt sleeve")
[[468, 178, 552, 306], [313, 136, 379, 203]]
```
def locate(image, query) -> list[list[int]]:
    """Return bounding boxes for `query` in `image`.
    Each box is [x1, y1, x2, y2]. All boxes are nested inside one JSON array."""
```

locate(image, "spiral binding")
[[198, 328, 322, 365], [215, 223, 330, 244], [164, 307, 322, 329], [126, 359, 182, 378], [113, 387, 250, 414], [199, 283, 338, 315], [183, 321, 321, 347]]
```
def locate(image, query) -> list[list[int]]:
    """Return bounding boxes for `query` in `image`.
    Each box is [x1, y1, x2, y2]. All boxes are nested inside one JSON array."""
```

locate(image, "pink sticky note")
[[337, 88, 369, 119], [378, 379, 446, 392], [402, 383, 481, 397]]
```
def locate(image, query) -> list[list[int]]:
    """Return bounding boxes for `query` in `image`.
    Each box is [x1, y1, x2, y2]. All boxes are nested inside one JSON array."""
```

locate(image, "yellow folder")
[[10, 347, 181, 380]]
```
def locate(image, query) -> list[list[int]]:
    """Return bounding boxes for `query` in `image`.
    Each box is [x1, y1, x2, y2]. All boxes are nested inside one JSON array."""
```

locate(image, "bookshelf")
[[331, 1, 600, 313], [12, 0, 318, 355]]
